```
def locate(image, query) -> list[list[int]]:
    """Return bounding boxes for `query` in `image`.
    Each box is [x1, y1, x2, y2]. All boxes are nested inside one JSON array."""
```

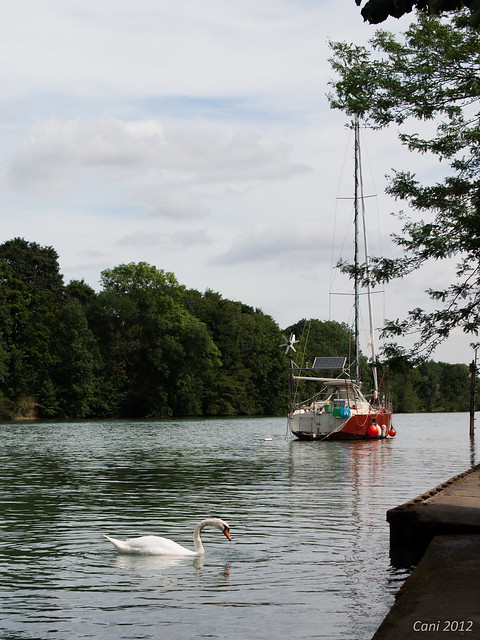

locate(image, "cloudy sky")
[[0, 0, 472, 363]]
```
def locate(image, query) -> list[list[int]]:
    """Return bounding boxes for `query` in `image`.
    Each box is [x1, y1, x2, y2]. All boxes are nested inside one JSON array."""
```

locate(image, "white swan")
[[103, 518, 231, 556]]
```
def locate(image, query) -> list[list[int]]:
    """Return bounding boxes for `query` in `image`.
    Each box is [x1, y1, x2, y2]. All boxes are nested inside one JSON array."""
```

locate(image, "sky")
[[0, 0, 474, 364]]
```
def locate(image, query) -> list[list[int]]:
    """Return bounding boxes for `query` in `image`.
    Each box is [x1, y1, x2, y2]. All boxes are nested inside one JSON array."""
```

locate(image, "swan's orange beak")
[[223, 526, 232, 541]]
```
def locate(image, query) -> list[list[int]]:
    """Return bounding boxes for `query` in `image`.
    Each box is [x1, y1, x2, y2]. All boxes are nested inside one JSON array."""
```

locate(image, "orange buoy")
[[388, 428, 396, 437], [367, 423, 381, 438]]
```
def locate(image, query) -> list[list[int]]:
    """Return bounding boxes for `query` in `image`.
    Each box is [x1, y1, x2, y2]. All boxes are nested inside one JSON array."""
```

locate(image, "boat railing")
[[374, 391, 393, 413]]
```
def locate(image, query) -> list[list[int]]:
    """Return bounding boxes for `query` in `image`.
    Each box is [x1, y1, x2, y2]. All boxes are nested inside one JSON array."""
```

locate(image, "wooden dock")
[[373, 466, 480, 639]]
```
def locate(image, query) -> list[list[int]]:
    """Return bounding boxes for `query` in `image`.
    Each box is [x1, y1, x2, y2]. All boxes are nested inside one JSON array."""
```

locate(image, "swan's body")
[[104, 518, 231, 556]]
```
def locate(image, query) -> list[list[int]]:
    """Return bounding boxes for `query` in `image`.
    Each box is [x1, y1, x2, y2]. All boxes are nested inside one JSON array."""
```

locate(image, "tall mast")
[[354, 115, 379, 399], [353, 116, 360, 384]]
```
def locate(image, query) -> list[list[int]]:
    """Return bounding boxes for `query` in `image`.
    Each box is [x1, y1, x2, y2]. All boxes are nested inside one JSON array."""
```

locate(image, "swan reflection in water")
[[104, 518, 232, 556], [112, 553, 206, 571]]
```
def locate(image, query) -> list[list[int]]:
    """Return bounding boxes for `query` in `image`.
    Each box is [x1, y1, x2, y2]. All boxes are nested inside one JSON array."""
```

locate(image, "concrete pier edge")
[[388, 464, 480, 567], [372, 465, 480, 638], [372, 534, 480, 639]]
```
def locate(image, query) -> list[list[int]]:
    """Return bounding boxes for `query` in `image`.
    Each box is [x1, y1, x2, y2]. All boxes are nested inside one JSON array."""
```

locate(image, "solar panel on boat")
[[312, 357, 346, 370]]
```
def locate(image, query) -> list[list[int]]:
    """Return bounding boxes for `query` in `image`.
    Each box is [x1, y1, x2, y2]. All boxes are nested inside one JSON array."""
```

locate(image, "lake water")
[[1, 413, 478, 640]]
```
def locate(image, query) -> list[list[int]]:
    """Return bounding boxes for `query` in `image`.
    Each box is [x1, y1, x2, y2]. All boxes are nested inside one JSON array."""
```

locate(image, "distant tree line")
[[0, 238, 476, 420]]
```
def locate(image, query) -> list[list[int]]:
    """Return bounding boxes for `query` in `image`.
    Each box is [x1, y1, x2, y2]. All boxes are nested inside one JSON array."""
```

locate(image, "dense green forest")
[[0, 238, 476, 420]]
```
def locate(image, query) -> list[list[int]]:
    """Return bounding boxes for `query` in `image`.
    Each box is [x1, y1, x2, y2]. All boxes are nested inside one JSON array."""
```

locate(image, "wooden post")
[[470, 344, 479, 438]]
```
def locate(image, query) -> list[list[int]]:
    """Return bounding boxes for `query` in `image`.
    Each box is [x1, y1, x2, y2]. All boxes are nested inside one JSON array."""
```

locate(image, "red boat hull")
[[290, 410, 393, 441]]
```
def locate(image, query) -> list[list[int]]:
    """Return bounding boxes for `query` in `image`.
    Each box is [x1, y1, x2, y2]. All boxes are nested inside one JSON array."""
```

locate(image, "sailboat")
[[284, 117, 394, 441]]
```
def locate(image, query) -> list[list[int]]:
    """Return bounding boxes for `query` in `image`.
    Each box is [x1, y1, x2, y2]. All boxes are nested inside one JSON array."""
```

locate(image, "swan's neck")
[[193, 518, 225, 555], [193, 521, 207, 555]]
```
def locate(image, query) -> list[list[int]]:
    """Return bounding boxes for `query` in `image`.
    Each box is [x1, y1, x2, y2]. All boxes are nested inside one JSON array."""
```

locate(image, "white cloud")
[[5, 118, 308, 196], [215, 224, 331, 267], [117, 229, 212, 249], [134, 186, 211, 220], [0, 1, 352, 105]]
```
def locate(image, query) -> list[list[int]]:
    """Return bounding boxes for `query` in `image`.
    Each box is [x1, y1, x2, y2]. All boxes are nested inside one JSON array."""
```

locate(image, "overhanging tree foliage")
[[329, 10, 480, 362], [355, 0, 480, 27]]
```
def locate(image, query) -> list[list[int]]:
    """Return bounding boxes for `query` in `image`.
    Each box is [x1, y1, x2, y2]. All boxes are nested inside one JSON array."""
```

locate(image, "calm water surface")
[[1, 414, 478, 640]]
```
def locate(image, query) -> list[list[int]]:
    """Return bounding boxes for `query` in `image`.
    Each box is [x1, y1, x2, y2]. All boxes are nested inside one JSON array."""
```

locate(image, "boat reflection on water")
[[286, 435, 401, 635]]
